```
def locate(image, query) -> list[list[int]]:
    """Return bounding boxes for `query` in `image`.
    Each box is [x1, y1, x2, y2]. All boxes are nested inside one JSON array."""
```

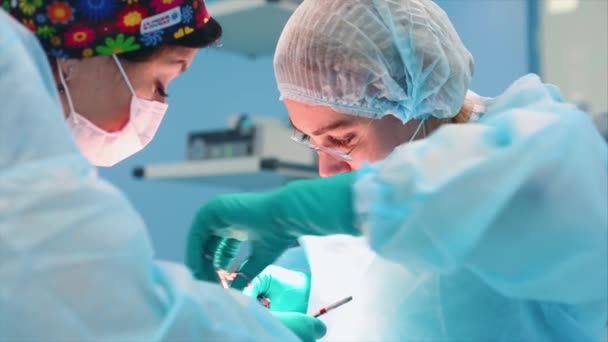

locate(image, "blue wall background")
[[99, 0, 532, 262]]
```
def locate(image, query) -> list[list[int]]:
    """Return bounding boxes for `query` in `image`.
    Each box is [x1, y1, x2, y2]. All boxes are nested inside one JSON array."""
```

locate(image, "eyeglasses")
[[290, 119, 375, 161], [291, 118, 428, 161]]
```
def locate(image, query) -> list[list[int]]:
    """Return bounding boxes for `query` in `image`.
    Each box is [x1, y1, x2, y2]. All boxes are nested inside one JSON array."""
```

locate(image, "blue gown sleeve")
[[354, 74, 608, 305], [0, 12, 297, 341]]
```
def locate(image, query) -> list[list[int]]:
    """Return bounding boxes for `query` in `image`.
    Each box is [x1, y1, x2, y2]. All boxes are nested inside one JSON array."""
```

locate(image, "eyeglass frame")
[[290, 118, 376, 161], [290, 117, 428, 162]]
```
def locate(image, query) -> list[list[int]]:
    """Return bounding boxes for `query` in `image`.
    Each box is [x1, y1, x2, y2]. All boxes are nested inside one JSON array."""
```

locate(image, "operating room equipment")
[[205, 0, 303, 57], [133, 114, 318, 190]]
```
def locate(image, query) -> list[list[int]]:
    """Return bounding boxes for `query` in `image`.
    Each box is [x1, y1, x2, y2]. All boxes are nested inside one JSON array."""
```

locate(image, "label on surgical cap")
[[141, 7, 182, 34]]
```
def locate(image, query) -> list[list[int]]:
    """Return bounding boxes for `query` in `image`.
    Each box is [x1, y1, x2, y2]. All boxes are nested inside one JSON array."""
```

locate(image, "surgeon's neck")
[[452, 101, 475, 124], [415, 101, 474, 140]]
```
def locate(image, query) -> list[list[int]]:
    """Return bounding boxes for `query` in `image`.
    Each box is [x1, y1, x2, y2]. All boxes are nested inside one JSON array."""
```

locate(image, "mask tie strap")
[[112, 54, 136, 96], [409, 118, 427, 142], [57, 60, 76, 114]]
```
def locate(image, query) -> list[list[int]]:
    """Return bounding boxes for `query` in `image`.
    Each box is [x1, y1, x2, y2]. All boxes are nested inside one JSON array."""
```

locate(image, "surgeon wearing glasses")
[[186, 0, 607, 340]]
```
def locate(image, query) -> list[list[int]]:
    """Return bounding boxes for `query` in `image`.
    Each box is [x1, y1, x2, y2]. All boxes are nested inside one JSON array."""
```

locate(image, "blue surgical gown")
[[287, 75, 608, 341], [0, 11, 298, 341]]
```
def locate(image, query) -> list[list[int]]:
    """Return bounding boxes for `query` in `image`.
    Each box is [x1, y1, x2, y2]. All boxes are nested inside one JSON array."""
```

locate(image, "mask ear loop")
[[111, 54, 136, 96], [409, 118, 427, 142], [111, 54, 144, 132], [57, 60, 76, 114], [422, 119, 427, 138]]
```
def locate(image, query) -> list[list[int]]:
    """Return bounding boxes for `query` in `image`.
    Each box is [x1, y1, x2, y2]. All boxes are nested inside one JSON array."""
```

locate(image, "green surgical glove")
[[186, 172, 359, 289], [243, 265, 311, 313], [244, 266, 324, 341], [271, 311, 327, 342]]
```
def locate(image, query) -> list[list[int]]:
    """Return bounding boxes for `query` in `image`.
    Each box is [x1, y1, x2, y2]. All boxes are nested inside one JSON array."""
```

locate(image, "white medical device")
[[133, 114, 318, 190]]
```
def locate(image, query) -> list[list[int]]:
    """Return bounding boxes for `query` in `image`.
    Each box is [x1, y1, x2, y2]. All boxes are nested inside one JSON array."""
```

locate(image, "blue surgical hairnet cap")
[[274, 0, 474, 123]]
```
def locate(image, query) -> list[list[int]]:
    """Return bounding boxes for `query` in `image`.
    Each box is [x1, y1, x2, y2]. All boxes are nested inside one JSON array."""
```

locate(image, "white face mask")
[[58, 55, 168, 167]]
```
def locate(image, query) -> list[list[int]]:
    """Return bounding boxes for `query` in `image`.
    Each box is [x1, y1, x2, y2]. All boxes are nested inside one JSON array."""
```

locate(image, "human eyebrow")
[[311, 118, 358, 136]]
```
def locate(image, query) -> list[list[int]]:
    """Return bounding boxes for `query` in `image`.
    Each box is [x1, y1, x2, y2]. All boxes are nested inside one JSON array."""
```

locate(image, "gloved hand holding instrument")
[[185, 172, 359, 341], [186, 172, 360, 290], [244, 266, 326, 342]]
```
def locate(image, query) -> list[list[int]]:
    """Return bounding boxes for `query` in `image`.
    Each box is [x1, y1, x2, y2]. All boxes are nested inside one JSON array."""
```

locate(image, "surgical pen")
[[312, 296, 353, 318]]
